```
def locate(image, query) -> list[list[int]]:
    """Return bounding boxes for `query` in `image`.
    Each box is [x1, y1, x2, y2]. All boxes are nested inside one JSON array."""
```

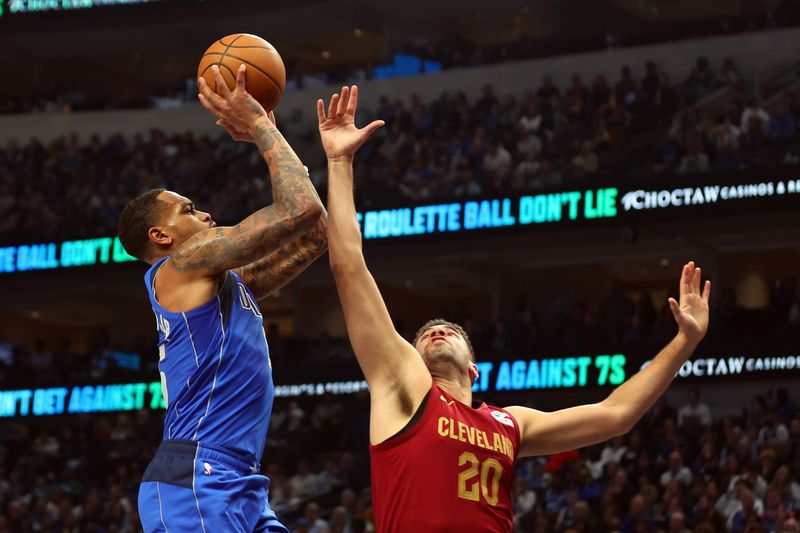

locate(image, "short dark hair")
[[413, 318, 475, 361], [117, 188, 168, 261]]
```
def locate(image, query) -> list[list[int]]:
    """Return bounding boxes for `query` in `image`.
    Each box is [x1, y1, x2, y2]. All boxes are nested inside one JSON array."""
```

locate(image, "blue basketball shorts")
[[138, 439, 287, 533]]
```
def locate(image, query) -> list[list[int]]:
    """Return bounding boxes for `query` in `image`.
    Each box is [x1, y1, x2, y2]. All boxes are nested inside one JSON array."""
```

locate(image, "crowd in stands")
[[0, 254, 798, 533], [2, 271, 799, 388], [1, 280, 799, 528], [2, 0, 798, 114], [0, 368, 798, 532], [1, 54, 799, 244], [347, 56, 798, 211]]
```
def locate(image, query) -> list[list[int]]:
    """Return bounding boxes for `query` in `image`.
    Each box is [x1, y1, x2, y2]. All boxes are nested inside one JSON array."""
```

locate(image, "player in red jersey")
[[317, 85, 711, 532]]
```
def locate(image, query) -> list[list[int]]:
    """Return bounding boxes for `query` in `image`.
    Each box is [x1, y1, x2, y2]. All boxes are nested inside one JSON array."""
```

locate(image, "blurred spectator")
[[661, 451, 693, 487], [677, 143, 711, 174], [678, 388, 713, 428], [291, 460, 319, 500], [684, 56, 718, 102], [741, 99, 771, 132], [668, 510, 691, 533], [717, 58, 745, 91], [758, 409, 790, 447], [767, 101, 797, 142], [304, 502, 329, 533], [326, 505, 350, 533], [570, 140, 599, 176]]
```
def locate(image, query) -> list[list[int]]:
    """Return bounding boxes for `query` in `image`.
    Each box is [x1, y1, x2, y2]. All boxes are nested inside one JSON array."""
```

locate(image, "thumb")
[[360, 120, 385, 140], [668, 298, 681, 322]]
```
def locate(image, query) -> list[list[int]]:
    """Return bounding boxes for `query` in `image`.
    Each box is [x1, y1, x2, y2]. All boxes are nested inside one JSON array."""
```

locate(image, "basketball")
[[197, 33, 286, 112]]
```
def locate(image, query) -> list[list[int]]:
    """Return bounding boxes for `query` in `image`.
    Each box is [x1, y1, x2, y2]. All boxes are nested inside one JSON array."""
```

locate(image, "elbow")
[[292, 201, 324, 232], [602, 402, 636, 436], [615, 416, 636, 436]]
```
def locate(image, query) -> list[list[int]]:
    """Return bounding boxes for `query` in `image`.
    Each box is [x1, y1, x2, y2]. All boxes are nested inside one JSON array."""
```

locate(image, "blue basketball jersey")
[[144, 257, 274, 466]]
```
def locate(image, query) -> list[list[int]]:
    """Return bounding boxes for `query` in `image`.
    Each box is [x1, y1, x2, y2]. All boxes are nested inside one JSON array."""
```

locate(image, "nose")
[[199, 210, 211, 222], [430, 327, 447, 339]]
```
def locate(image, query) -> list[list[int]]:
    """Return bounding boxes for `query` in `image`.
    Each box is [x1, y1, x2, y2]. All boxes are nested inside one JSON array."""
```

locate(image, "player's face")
[[155, 191, 215, 246], [414, 325, 478, 381]]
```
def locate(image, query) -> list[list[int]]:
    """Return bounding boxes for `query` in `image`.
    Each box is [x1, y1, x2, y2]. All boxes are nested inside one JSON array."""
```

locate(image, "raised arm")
[[212, 106, 329, 300], [234, 215, 328, 300], [320, 86, 431, 442], [507, 262, 711, 457], [165, 65, 323, 279]]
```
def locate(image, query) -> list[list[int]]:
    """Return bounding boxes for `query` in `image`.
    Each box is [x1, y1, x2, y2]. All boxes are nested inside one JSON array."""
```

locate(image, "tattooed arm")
[[235, 214, 327, 300], [233, 156, 329, 300], [163, 64, 323, 281]]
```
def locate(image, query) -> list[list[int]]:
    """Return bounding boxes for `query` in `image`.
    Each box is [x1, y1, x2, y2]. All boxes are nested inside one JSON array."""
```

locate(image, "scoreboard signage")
[[1, 0, 160, 16], [358, 176, 800, 240], [473, 355, 627, 393], [0, 380, 369, 417], [2, 352, 797, 417], [0, 237, 136, 274], [642, 354, 800, 378], [357, 188, 618, 239], [1, 174, 798, 276]]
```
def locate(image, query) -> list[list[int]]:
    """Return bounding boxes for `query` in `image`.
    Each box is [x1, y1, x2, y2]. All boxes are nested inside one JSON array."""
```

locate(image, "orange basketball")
[[197, 34, 286, 112]]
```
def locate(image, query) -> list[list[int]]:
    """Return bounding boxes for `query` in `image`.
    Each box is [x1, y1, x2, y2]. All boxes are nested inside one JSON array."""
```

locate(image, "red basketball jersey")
[[370, 381, 520, 532]]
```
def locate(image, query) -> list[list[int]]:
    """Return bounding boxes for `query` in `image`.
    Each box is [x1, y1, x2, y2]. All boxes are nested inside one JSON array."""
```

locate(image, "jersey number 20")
[[457, 452, 503, 506]]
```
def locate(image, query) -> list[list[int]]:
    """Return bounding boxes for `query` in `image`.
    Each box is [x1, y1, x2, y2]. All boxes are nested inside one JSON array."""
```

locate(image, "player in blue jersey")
[[117, 65, 328, 532]]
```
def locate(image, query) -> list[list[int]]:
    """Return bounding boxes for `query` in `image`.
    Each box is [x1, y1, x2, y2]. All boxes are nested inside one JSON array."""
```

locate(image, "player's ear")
[[468, 362, 479, 383], [148, 226, 173, 247]]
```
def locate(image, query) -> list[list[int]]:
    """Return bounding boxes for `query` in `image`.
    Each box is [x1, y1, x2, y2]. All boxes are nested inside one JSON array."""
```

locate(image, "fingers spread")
[[198, 77, 224, 107], [337, 86, 349, 116], [702, 280, 711, 303], [327, 93, 339, 120], [668, 297, 681, 321], [235, 64, 246, 92], [316, 99, 326, 124], [346, 85, 359, 116], [198, 92, 222, 116], [361, 120, 385, 139], [212, 65, 232, 97], [679, 263, 692, 296], [693, 266, 702, 294]]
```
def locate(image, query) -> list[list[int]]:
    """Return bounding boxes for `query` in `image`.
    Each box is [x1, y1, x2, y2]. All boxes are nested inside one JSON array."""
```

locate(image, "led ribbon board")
[[1, 175, 798, 275], [0, 237, 136, 274], [357, 177, 800, 240], [2, 353, 798, 417], [0, 380, 369, 417], [2, 0, 160, 16]]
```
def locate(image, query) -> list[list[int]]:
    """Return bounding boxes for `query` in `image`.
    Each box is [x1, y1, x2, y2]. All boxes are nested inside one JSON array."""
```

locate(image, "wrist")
[[248, 115, 274, 136], [675, 331, 700, 351], [328, 155, 354, 165]]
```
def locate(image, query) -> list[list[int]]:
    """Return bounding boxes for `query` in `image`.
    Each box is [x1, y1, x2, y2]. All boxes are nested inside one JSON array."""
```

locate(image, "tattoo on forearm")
[[236, 217, 328, 298], [253, 122, 278, 153], [170, 121, 323, 275]]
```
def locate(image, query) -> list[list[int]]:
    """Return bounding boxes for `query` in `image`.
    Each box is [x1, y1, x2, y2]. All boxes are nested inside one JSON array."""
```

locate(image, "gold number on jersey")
[[480, 458, 503, 506], [457, 452, 503, 506], [457, 452, 480, 502]]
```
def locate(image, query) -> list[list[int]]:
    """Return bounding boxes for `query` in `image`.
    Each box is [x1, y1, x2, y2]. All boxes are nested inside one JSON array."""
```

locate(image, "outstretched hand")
[[317, 85, 384, 161], [668, 261, 711, 345]]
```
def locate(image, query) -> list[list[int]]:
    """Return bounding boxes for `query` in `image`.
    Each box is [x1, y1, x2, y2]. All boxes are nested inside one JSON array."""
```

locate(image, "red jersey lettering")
[[370, 382, 520, 532]]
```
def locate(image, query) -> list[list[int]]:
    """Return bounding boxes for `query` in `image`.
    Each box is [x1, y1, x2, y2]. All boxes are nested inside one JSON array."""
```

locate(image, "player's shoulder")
[[483, 404, 518, 430]]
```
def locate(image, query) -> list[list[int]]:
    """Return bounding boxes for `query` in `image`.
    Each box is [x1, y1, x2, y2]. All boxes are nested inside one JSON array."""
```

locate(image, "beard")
[[422, 342, 465, 372]]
